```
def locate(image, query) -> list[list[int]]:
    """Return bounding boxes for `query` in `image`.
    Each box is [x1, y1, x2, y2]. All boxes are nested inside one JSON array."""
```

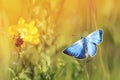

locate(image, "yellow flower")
[[8, 17, 40, 45]]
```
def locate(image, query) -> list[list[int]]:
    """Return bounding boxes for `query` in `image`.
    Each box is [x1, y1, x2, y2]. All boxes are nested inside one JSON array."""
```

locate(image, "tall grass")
[[0, 0, 120, 80]]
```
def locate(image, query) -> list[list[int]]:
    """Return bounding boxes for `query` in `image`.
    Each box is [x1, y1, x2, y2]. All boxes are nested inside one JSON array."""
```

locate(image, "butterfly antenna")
[[72, 34, 81, 37]]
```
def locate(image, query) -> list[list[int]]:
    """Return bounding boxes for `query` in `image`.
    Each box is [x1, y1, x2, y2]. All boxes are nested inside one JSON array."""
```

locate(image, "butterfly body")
[[63, 29, 103, 59]]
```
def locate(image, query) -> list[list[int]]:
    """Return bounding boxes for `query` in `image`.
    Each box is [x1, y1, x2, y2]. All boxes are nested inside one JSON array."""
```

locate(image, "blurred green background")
[[0, 0, 120, 80]]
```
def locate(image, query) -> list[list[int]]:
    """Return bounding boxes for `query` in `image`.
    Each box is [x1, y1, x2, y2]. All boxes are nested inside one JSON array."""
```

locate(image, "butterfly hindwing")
[[63, 39, 86, 59], [86, 41, 97, 57], [87, 29, 103, 45]]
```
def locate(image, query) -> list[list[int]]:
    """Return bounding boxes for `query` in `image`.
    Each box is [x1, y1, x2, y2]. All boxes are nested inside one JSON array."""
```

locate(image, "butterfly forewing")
[[87, 30, 103, 45], [63, 39, 86, 59]]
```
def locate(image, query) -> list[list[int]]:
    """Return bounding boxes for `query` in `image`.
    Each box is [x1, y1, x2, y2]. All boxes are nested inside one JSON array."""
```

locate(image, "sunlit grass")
[[0, 0, 120, 80]]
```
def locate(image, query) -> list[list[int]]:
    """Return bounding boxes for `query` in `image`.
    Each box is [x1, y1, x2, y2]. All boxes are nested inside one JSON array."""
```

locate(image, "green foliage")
[[8, 27, 120, 80]]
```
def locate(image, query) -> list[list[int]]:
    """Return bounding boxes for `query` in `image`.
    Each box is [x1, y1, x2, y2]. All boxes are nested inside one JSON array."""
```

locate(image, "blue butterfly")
[[63, 29, 103, 59]]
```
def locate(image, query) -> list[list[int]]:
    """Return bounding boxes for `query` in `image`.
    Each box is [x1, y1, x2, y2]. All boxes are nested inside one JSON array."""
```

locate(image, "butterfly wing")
[[87, 29, 103, 45], [86, 41, 97, 57], [63, 39, 86, 59], [63, 29, 103, 59]]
